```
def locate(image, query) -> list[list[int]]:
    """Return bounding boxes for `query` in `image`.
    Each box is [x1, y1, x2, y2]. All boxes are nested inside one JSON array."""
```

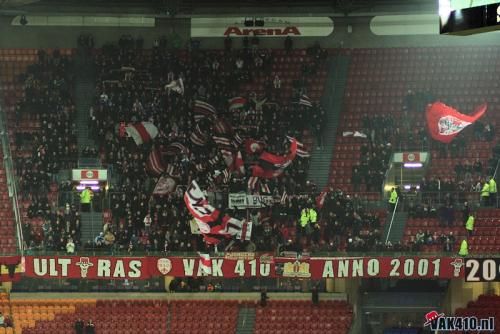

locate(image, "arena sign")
[[23, 256, 465, 280], [191, 17, 334, 38]]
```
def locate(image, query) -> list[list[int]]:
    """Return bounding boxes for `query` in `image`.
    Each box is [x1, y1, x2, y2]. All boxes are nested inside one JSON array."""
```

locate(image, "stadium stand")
[[0, 150, 16, 254], [2, 296, 353, 334], [254, 300, 353, 334], [0, 48, 78, 253], [403, 209, 500, 253], [12, 298, 167, 334], [87, 42, 330, 253], [453, 294, 499, 334], [170, 300, 238, 334], [329, 46, 499, 197]]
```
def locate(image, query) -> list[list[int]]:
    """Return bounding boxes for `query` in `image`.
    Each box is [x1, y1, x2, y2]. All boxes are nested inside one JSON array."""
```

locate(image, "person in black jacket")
[[75, 318, 84, 334]]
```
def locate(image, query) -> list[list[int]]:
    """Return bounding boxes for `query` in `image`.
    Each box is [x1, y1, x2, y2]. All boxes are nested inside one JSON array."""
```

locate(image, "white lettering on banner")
[[338, 260, 349, 278], [234, 260, 245, 276], [49, 259, 58, 276], [432, 259, 441, 276], [34, 258, 47, 276], [33, 258, 74, 277], [212, 259, 224, 277], [390, 259, 400, 277], [196, 263, 209, 276], [114, 260, 125, 278], [59, 258, 71, 277], [322, 261, 334, 278], [129, 261, 142, 278], [367, 259, 380, 276], [183, 259, 195, 276], [260, 263, 270, 276], [98, 260, 111, 277], [352, 259, 363, 277], [404, 259, 415, 276], [418, 259, 429, 277]]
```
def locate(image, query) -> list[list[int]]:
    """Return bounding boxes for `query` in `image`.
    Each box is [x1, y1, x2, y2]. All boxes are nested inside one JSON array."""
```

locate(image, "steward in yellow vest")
[[458, 239, 468, 257]]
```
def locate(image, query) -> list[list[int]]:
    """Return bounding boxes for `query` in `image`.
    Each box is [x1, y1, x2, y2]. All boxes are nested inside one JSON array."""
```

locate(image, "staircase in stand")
[[307, 53, 351, 190], [383, 211, 408, 245], [74, 49, 98, 158], [236, 306, 256, 334], [80, 212, 103, 246]]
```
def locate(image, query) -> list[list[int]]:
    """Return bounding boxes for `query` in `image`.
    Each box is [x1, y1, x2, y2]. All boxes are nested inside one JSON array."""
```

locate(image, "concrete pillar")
[[325, 278, 334, 292], [164, 276, 174, 292], [2, 282, 12, 293]]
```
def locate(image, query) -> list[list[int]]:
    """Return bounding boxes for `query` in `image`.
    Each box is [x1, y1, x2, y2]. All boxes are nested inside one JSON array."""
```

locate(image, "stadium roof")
[[1, 0, 437, 16]]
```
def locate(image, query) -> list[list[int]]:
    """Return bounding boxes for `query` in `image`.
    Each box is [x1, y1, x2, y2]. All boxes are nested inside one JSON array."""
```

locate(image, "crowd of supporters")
[[22, 203, 81, 253], [81, 37, 386, 254], [13, 40, 498, 256], [15, 50, 77, 198]]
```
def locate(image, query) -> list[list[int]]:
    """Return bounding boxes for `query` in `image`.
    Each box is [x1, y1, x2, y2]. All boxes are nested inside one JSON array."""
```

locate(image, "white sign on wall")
[[72, 169, 108, 181], [191, 17, 334, 38], [228, 194, 274, 209]]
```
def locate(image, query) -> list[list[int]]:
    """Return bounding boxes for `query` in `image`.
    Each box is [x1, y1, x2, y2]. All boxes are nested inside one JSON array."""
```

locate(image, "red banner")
[[23, 256, 465, 280], [25, 256, 150, 280]]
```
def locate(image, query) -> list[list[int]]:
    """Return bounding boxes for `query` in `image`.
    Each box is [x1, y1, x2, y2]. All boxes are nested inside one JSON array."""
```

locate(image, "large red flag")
[[426, 102, 487, 144]]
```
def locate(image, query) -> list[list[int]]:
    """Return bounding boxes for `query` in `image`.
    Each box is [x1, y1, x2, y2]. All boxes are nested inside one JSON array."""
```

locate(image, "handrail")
[[0, 105, 24, 255], [384, 196, 399, 245], [493, 158, 500, 180]]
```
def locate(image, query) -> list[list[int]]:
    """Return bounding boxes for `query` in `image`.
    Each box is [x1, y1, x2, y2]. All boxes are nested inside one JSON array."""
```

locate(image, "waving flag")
[[316, 190, 328, 209], [146, 146, 165, 176], [286, 136, 310, 157], [194, 100, 216, 122], [165, 78, 184, 95], [251, 165, 284, 179], [198, 253, 212, 275], [258, 139, 297, 170], [299, 94, 313, 108], [190, 123, 208, 146], [228, 97, 246, 111], [184, 181, 252, 244], [165, 142, 189, 155], [245, 138, 265, 155], [184, 181, 219, 223], [426, 102, 487, 144], [152, 176, 177, 195], [125, 122, 158, 145], [213, 118, 233, 135]]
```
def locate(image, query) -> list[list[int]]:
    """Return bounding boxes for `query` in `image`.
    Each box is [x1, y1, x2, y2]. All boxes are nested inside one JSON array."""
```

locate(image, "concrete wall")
[[442, 280, 500, 315], [0, 16, 190, 48], [2, 15, 500, 50]]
